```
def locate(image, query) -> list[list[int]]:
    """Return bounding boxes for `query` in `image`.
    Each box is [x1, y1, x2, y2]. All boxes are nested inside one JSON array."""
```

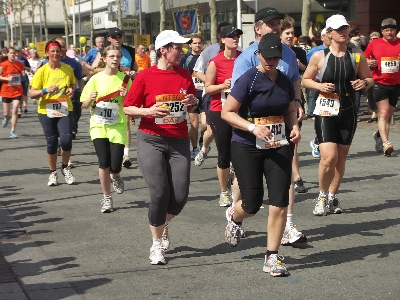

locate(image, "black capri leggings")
[[231, 142, 292, 214], [93, 138, 125, 174], [137, 131, 191, 227], [208, 110, 232, 169], [38, 113, 73, 154]]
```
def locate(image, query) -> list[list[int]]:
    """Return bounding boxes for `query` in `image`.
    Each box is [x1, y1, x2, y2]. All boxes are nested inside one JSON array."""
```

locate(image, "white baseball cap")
[[155, 30, 191, 50], [321, 28, 327, 36], [326, 15, 349, 30]]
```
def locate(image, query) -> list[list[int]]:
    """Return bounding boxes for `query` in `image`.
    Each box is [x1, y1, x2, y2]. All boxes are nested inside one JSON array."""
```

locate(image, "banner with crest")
[[173, 9, 199, 35]]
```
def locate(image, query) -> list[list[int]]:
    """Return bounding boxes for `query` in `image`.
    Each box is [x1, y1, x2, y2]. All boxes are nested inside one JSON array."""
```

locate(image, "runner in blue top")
[[230, 7, 306, 248], [222, 33, 300, 277]]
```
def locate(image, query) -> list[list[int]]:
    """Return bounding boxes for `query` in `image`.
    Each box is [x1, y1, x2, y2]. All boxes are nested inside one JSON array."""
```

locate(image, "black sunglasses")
[[334, 25, 349, 32], [111, 34, 123, 39], [227, 32, 241, 38]]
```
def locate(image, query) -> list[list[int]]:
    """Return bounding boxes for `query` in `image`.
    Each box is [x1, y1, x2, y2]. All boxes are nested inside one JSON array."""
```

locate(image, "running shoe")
[[225, 207, 241, 247], [149, 245, 166, 265], [122, 156, 132, 168], [162, 224, 170, 251], [310, 139, 320, 158], [48, 171, 58, 186], [18, 113, 21, 118], [225, 206, 245, 238], [373, 131, 383, 153], [32, 99, 37, 105], [194, 146, 211, 166], [229, 162, 234, 175], [2, 118, 8, 128], [327, 195, 343, 214], [191, 147, 200, 160], [71, 132, 76, 140], [111, 173, 124, 194], [263, 254, 289, 277], [68, 160, 74, 168], [57, 144, 62, 156], [100, 195, 114, 213], [219, 191, 232, 207], [61, 166, 76, 185], [313, 196, 326, 216], [294, 178, 307, 193], [24, 108, 28, 113], [281, 223, 308, 245], [383, 141, 394, 156], [9, 131, 18, 139]]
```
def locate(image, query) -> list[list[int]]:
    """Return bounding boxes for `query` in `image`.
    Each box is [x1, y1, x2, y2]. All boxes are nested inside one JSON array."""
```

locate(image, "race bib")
[[254, 116, 289, 149], [314, 92, 340, 116], [46, 98, 69, 118], [9, 74, 21, 86], [381, 57, 399, 74], [154, 94, 187, 125], [93, 102, 119, 125], [221, 89, 231, 107], [192, 74, 204, 90]]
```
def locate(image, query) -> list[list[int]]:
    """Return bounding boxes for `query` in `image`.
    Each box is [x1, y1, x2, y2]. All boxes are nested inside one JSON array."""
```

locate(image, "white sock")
[[152, 238, 162, 246], [328, 191, 336, 200], [124, 148, 129, 156], [319, 191, 328, 198], [201, 146, 208, 152], [286, 214, 293, 226]]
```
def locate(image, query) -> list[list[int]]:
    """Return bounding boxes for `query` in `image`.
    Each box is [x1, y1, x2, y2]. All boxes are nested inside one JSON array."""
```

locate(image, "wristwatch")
[[364, 79, 369, 87]]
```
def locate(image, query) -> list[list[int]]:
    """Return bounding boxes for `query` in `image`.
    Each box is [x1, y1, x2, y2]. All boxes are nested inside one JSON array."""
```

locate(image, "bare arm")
[[193, 71, 206, 82], [204, 61, 231, 95]]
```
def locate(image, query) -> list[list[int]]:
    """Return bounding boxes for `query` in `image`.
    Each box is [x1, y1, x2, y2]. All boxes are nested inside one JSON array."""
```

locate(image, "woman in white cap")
[[124, 30, 198, 265], [303, 15, 373, 216]]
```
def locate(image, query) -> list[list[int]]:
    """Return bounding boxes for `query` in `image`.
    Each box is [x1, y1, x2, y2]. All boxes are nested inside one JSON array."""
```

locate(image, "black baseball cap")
[[108, 27, 123, 37], [258, 33, 282, 59], [255, 7, 283, 23], [220, 26, 243, 38]]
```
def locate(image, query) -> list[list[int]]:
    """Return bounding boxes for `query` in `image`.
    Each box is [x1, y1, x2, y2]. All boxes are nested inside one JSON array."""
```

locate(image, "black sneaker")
[[294, 178, 307, 193]]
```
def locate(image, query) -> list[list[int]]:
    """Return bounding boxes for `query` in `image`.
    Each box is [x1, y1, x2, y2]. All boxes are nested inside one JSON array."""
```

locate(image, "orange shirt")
[[0, 60, 24, 98], [135, 54, 151, 71]]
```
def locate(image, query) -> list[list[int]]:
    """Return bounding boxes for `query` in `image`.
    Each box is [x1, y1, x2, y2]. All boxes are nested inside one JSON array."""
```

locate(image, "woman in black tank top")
[[302, 14, 373, 216]]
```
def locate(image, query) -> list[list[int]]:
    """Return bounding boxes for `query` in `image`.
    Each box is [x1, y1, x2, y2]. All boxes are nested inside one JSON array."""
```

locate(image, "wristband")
[[42, 88, 47, 95], [248, 123, 256, 133]]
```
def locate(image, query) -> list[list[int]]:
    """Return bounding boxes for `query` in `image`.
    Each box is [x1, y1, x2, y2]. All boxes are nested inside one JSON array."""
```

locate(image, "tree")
[[36, 0, 48, 41], [301, 0, 311, 36], [209, 0, 217, 43], [116, 0, 122, 29], [61, 0, 69, 47], [30, 2, 36, 43], [160, 0, 165, 31]]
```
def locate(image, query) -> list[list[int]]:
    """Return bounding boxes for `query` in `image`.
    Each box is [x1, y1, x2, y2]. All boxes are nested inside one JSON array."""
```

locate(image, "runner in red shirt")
[[0, 47, 24, 138], [364, 18, 400, 156], [124, 30, 197, 266]]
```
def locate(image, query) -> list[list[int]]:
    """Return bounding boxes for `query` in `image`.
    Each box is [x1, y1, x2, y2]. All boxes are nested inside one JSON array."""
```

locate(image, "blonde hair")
[[102, 45, 122, 58]]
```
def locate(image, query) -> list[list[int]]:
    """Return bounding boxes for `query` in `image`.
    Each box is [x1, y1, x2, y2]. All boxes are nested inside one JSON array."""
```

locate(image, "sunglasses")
[[111, 34, 123, 39], [334, 25, 349, 32], [227, 32, 241, 38]]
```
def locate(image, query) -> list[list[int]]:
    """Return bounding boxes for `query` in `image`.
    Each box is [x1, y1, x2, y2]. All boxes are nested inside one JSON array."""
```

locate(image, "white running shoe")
[[225, 207, 241, 247], [149, 245, 166, 265], [263, 254, 289, 277], [194, 146, 211, 166], [111, 173, 124, 194], [62, 166, 75, 185], [100, 195, 114, 213], [313, 197, 326, 216], [48, 171, 58, 186], [281, 223, 308, 245], [219, 191, 232, 207]]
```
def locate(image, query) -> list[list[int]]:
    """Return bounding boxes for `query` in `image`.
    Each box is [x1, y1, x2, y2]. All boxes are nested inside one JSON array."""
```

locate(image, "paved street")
[[1, 100, 400, 299]]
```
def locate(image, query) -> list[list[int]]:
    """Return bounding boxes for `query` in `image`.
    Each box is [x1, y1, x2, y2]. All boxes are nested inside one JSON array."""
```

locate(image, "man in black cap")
[[231, 7, 307, 248], [91, 27, 138, 168]]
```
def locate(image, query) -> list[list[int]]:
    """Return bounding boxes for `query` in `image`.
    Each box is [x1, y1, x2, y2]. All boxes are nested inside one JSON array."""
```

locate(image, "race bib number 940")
[[254, 116, 288, 149], [155, 94, 187, 124], [314, 92, 340, 116]]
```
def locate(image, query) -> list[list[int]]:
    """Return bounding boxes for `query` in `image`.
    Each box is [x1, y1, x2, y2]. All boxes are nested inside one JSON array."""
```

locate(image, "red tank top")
[[209, 51, 241, 111]]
